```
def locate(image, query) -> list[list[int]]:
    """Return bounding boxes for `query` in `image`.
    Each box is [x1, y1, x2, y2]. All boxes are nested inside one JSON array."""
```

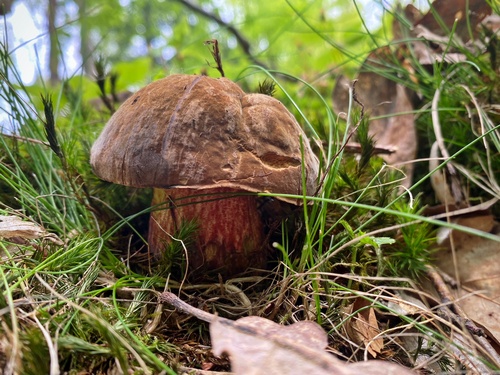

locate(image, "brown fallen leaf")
[[414, 0, 492, 43], [434, 214, 500, 345], [344, 297, 384, 358], [386, 292, 429, 316], [160, 292, 414, 375], [210, 316, 414, 375], [402, 0, 492, 68], [332, 50, 418, 187], [0, 215, 63, 245], [333, 1, 494, 191]]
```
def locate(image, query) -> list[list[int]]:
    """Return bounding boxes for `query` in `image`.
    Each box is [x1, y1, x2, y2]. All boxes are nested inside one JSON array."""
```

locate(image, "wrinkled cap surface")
[[90, 74, 319, 201]]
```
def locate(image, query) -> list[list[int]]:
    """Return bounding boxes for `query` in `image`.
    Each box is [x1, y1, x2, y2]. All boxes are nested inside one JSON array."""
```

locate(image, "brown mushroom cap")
[[90, 74, 319, 202]]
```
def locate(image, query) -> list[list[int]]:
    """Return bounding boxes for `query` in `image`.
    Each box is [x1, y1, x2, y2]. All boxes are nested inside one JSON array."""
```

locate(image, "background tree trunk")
[[0, 0, 14, 15], [47, 0, 59, 84], [76, 0, 93, 75]]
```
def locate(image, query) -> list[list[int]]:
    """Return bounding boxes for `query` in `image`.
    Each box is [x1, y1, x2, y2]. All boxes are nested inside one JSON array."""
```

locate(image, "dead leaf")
[[415, 0, 492, 43], [344, 297, 384, 357], [386, 292, 429, 316], [160, 292, 414, 375], [333, 49, 418, 187], [392, 4, 423, 41], [0, 215, 63, 245], [210, 316, 412, 375], [333, 1, 494, 190], [429, 141, 467, 207], [402, 0, 493, 68], [434, 215, 500, 345]]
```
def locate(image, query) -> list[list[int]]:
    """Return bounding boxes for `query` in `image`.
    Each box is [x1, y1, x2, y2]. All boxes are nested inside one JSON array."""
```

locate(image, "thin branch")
[[2, 133, 50, 147], [160, 291, 215, 323]]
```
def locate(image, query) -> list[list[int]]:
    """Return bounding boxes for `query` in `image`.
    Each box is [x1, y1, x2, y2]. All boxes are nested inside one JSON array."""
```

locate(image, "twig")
[[174, 0, 270, 70], [264, 276, 291, 321], [437, 269, 458, 288], [145, 279, 171, 334], [425, 266, 481, 332], [177, 366, 233, 375], [425, 266, 500, 367], [1, 133, 50, 147], [423, 197, 498, 217], [160, 291, 215, 323]]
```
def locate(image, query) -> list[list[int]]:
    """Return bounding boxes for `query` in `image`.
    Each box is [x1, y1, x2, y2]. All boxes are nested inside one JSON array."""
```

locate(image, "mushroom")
[[90, 74, 319, 277]]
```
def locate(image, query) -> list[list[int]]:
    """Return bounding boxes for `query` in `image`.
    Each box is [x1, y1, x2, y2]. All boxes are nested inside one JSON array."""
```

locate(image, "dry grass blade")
[[431, 83, 465, 205], [33, 317, 59, 375]]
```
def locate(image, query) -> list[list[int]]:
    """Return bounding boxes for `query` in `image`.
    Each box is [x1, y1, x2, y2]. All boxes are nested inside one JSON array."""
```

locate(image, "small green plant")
[[156, 219, 199, 277], [386, 198, 436, 279]]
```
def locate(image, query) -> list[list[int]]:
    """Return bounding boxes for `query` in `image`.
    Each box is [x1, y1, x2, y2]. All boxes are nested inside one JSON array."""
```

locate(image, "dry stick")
[[425, 266, 481, 334], [177, 366, 233, 375], [266, 276, 291, 321], [160, 291, 215, 323], [2, 133, 50, 146], [174, 0, 270, 70], [145, 277, 172, 334], [425, 266, 500, 367]]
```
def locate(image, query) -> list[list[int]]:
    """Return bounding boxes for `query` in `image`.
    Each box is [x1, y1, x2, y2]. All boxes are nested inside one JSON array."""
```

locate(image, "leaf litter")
[[160, 292, 414, 375]]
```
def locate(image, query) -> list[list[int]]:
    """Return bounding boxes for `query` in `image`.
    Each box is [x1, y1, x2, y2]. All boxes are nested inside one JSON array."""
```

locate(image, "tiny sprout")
[[258, 79, 276, 97]]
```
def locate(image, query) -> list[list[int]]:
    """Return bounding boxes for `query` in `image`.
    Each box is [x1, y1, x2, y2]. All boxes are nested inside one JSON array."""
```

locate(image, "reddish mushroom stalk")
[[149, 187, 265, 275]]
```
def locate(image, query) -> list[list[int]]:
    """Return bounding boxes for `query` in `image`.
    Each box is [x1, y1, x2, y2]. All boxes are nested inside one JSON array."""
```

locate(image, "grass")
[[1, 2, 500, 374]]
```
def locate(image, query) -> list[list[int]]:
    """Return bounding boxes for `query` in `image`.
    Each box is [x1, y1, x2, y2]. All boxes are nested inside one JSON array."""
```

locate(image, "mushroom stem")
[[148, 187, 266, 277]]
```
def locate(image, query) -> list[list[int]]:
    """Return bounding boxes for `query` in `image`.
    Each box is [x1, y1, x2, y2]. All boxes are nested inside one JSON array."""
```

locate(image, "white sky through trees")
[[1, 0, 408, 85]]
